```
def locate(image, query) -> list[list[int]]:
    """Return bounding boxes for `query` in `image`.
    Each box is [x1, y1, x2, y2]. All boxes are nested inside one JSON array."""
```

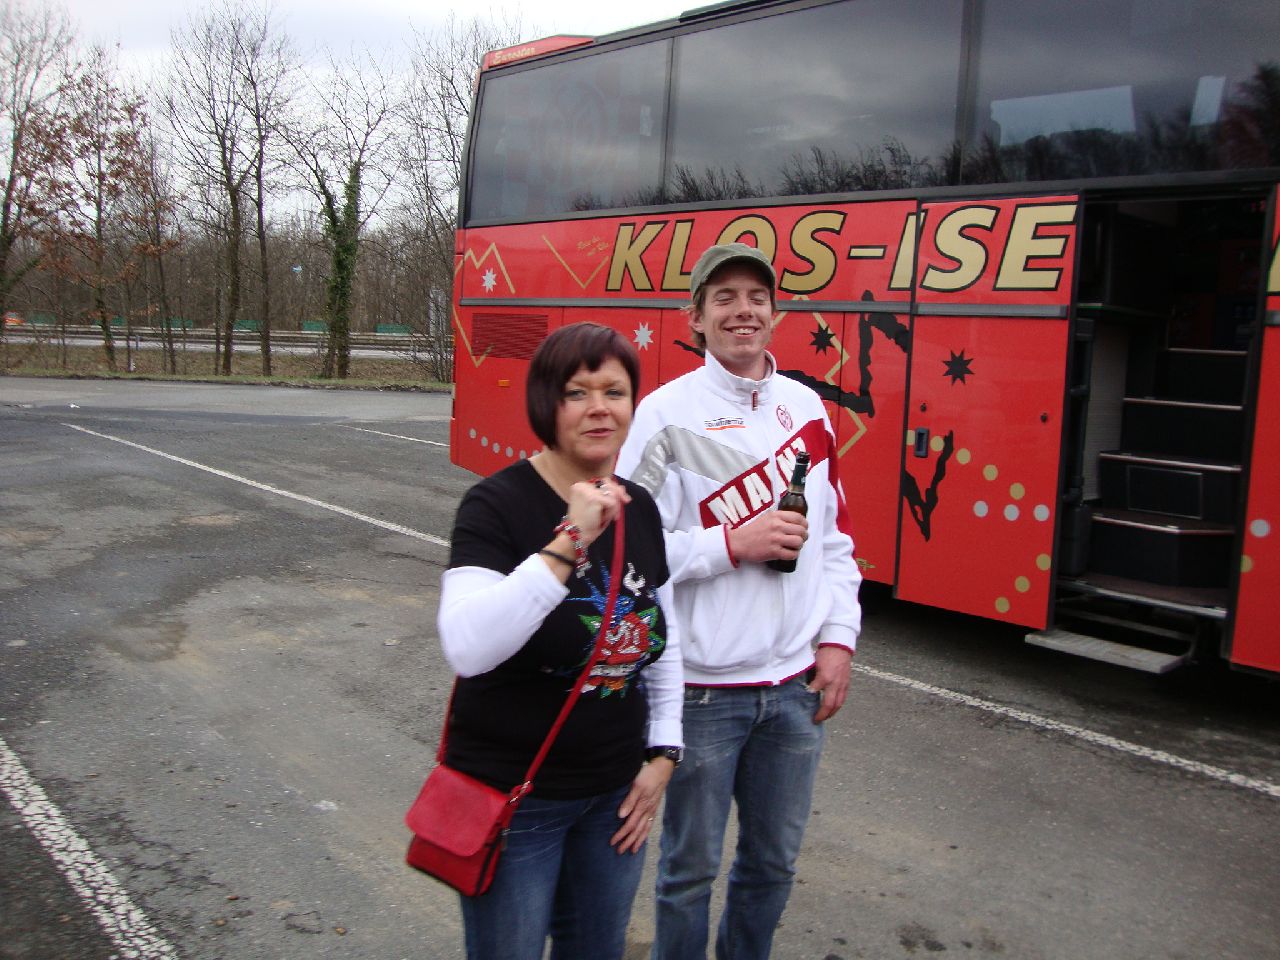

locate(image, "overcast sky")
[[62, 0, 695, 73]]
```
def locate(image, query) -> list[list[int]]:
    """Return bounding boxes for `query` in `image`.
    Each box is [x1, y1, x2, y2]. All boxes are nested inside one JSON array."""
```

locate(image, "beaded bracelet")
[[552, 517, 589, 572]]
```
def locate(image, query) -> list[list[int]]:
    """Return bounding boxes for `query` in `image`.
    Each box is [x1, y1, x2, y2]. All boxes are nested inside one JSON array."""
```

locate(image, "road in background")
[[2, 377, 1277, 960]]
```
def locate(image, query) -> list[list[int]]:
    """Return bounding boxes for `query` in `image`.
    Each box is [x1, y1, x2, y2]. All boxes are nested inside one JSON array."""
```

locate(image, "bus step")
[[1097, 451, 1240, 522], [1159, 349, 1248, 404], [1052, 605, 1195, 643], [1057, 572, 1228, 619], [1089, 509, 1234, 587], [1025, 628, 1190, 674], [1121, 397, 1244, 461]]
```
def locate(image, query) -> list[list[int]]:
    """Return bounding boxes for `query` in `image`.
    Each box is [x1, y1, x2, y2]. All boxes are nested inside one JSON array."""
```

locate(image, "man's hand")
[[727, 511, 808, 564], [809, 645, 852, 723]]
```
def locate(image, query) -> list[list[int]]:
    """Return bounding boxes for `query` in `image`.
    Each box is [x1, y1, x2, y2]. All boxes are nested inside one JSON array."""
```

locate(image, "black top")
[[444, 460, 671, 799]]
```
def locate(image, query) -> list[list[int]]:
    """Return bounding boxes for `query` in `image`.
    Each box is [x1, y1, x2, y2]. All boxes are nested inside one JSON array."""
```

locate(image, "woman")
[[437, 322, 683, 960]]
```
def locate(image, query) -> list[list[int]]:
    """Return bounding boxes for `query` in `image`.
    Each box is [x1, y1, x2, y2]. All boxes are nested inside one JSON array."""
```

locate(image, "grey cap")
[[688, 243, 776, 301]]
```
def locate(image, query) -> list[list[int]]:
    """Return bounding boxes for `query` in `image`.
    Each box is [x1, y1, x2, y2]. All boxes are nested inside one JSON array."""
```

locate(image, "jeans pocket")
[[683, 685, 715, 707]]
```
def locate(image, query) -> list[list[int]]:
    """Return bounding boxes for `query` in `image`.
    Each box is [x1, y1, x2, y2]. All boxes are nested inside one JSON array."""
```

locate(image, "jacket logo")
[[776, 405, 793, 431], [703, 417, 744, 431]]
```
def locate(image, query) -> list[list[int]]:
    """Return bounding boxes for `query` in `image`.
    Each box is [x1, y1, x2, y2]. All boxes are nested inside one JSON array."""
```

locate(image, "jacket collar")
[[704, 349, 776, 407]]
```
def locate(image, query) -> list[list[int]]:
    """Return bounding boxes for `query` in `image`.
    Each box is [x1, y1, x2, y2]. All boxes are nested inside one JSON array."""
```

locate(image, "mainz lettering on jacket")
[[698, 419, 829, 528]]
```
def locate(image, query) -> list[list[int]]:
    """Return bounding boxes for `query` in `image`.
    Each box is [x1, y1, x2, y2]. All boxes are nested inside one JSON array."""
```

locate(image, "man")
[[616, 242, 863, 960]]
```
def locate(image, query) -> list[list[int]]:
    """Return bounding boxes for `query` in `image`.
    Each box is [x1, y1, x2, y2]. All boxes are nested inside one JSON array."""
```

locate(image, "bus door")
[[895, 196, 1080, 627], [1230, 188, 1280, 672]]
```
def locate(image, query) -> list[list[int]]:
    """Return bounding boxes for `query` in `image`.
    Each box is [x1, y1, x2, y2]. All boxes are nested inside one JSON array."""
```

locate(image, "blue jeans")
[[459, 783, 645, 960], [653, 678, 824, 960]]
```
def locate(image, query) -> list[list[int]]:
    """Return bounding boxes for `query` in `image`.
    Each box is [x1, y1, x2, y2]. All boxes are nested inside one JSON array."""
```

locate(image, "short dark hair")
[[526, 322, 641, 449]]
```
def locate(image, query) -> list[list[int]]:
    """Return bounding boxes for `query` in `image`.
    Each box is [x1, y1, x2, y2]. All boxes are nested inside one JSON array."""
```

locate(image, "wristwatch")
[[645, 746, 683, 765]]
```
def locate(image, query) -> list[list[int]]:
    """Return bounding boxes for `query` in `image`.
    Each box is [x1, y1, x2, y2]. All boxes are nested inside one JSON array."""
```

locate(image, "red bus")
[[449, 0, 1280, 677]]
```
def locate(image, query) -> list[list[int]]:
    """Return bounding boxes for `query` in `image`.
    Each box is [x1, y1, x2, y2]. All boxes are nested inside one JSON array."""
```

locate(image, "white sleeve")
[[816, 419, 863, 649], [643, 577, 684, 748], [437, 555, 569, 677]]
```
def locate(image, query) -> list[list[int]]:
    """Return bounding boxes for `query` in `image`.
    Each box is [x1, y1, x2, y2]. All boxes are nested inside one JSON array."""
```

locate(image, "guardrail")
[[6, 324, 424, 352]]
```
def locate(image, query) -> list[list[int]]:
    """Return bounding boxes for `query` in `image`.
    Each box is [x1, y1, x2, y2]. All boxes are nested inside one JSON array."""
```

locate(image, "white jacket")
[[617, 351, 862, 685]]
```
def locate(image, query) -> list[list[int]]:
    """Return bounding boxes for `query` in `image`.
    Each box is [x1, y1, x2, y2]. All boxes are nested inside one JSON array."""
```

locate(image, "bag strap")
[[436, 505, 628, 803], [515, 504, 625, 794]]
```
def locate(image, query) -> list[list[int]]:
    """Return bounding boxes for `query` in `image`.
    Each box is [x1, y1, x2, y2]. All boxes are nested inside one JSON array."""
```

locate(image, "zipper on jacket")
[[752, 390, 758, 411]]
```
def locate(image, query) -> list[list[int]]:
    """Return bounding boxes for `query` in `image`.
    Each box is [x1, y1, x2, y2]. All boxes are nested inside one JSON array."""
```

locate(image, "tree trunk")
[[120, 286, 133, 373], [0, 230, 11, 350], [212, 279, 223, 375], [256, 165, 272, 376], [158, 253, 177, 374], [94, 285, 116, 370], [222, 191, 243, 376], [152, 207, 177, 374], [321, 239, 353, 378], [320, 163, 361, 380]]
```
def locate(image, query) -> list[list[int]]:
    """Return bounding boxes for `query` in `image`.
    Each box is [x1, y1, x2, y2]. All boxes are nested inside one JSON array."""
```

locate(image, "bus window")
[[963, 0, 1280, 183], [468, 39, 670, 221], [666, 0, 964, 202]]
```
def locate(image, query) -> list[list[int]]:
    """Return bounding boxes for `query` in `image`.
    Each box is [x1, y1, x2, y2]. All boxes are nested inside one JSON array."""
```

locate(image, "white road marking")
[[853, 662, 1280, 800], [342, 425, 448, 447], [0, 736, 179, 959], [62, 423, 449, 547]]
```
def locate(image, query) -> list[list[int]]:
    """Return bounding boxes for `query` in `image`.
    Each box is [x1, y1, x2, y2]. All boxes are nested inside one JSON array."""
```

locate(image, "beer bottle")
[[767, 451, 810, 573]]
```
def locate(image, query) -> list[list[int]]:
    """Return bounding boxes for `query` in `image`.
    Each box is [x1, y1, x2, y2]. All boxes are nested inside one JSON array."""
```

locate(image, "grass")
[[0, 339, 452, 392]]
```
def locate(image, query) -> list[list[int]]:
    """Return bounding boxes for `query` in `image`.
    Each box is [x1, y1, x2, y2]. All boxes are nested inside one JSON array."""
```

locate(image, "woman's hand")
[[565, 475, 632, 546], [609, 758, 674, 854], [541, 476, 632, 580]]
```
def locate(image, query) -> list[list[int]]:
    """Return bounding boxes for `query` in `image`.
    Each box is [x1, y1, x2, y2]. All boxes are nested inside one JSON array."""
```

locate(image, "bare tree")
[[181, 168, 235, 373], [0, 0, 75, 333], [163, 1, 259, 375], [399, 15, 521, 380], [34, 45, 156, 369], [134, 125, 181, 372], [234, 5, 296, 375], [288, 50, 398, 379]]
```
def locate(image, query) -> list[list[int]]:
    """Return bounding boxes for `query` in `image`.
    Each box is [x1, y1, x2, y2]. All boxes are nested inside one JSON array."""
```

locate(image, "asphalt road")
[[1, 376, 1277, 960]]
